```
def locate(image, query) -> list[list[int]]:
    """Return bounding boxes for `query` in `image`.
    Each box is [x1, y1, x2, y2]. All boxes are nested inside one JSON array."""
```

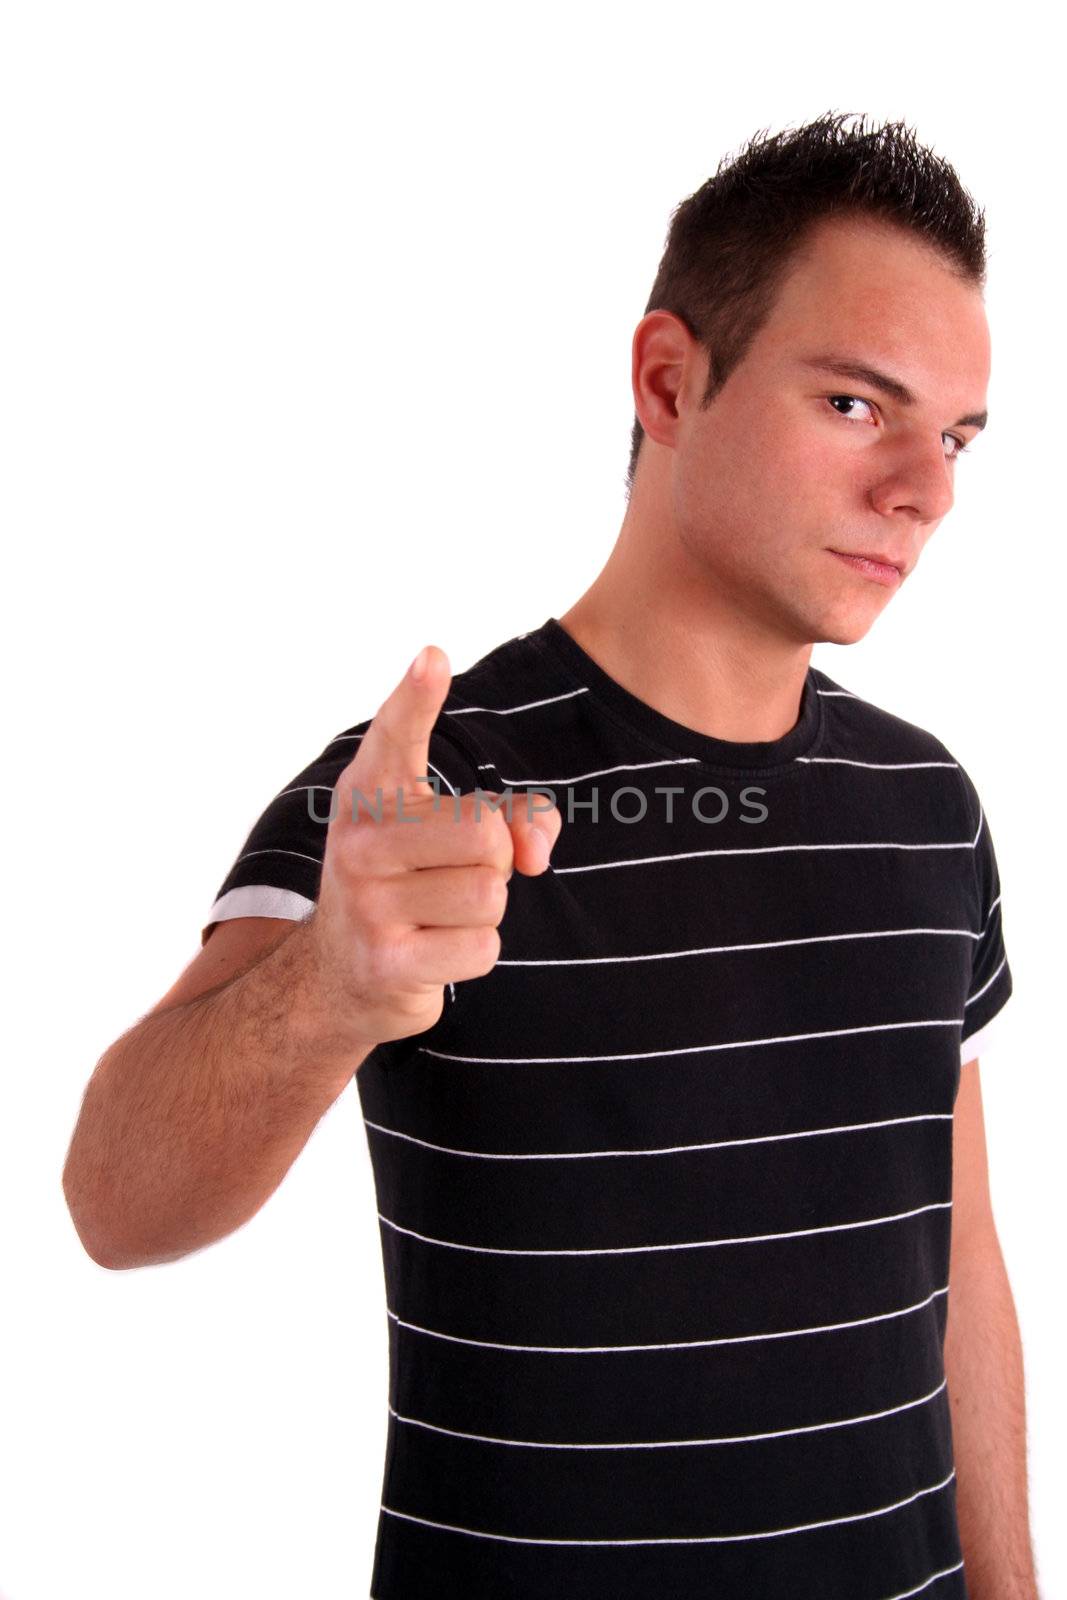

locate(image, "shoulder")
[[809, 665, 965, 771], [807, 666, 980, 839], [431, 625, 584, 784], [442, 627, 568, 714]]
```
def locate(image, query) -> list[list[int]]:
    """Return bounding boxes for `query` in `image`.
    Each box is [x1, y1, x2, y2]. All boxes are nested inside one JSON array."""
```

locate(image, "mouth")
[[827, 549, 904, 587]]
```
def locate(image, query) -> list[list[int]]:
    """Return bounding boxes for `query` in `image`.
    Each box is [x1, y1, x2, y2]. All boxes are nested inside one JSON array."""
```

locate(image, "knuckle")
[[357, 922, 416, 992], [393, 985, 437, 1024], [461, 865, 505, 920], [332, 815, 377, 875], [459, 790, 509, 835], [484, 869, 509, 924], [473, 924, 501, 974], [357, 934, 398, 992], [352, 872, 391, 928], [453, 793, 487, 838]]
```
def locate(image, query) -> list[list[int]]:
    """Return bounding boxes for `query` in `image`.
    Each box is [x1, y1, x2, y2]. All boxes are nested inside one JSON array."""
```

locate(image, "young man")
[[63, 113, 1037, 1597]]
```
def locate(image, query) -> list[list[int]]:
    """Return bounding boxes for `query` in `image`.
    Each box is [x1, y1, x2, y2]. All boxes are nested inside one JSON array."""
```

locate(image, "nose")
[[868, 440, 956, 525]]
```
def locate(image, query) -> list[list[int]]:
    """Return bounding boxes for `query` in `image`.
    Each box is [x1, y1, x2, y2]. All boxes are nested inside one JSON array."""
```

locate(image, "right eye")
[[825, 394, 878, 425]]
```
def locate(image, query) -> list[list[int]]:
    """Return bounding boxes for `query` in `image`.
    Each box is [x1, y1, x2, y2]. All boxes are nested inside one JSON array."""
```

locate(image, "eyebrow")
[[799, 353, 988, 432]]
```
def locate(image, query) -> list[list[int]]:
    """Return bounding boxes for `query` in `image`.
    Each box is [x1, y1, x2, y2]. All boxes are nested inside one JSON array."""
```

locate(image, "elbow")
[[77, 1236, 129, 1271], [65, 1206, 150, 1271], [66, 1213, 124, 1271], [62, 1161, 130, 1271], [62, 1166, 197, 1271]]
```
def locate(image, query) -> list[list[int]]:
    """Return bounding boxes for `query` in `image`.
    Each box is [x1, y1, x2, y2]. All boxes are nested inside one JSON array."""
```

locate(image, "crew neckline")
[[529, 616, 824, 774]]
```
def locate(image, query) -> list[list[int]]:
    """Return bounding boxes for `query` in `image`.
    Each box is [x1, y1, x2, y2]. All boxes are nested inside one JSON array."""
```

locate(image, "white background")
[[2, 4, 1061, 1596]]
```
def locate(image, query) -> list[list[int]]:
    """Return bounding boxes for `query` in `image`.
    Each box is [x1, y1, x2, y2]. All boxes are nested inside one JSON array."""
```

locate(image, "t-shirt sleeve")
[[201, 717, 484, 944], [955, 761, 1014, 1066]]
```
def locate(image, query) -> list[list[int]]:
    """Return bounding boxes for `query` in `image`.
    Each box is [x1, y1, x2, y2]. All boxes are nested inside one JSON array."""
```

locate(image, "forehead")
[[755, 215, 990, 396]]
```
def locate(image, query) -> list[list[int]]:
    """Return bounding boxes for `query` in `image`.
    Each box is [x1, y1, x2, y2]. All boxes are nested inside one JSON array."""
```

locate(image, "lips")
[[828, 549, 904, 588], [831, 549, 905, 573]]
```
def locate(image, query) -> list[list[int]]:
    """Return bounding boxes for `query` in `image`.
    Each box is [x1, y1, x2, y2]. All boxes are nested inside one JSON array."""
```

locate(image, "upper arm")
[[200, 719, 482, 940], [145, 916, 303, 1018], [952, 1057, 997, 1247], [171, 711, 481, 1021]]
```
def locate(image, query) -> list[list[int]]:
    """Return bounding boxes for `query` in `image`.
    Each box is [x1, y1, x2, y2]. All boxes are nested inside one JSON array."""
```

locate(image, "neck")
[[557, 509, 814, 747]]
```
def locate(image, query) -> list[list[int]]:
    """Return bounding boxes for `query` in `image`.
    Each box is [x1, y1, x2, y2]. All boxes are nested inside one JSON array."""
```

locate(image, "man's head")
[[625, 111, 990, 648]]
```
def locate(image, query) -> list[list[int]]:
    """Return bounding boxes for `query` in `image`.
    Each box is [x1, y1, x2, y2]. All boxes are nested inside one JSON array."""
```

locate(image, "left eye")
[[827, 395, 970, 460]]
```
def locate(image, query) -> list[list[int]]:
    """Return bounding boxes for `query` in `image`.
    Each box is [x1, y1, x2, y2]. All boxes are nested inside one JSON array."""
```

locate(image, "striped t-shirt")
[[204, 616, 1013, 1599]]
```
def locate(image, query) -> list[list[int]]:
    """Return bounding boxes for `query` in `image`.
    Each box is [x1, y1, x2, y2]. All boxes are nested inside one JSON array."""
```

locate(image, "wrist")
[[269, 916, 380, 1082]]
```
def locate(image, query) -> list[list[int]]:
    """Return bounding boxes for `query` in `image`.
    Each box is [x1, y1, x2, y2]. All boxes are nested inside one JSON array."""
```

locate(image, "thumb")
[[507, 793, 563, 875], [345, 644, 453, 810]]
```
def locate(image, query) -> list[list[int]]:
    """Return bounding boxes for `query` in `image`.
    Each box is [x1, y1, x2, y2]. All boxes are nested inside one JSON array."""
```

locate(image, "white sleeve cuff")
[[203, 884, 316, 935], [960, 1014, 1002, 1067]]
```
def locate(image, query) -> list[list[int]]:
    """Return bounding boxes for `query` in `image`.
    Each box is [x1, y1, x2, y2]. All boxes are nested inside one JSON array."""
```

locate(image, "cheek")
[[775, 423, 838, 486], [727, 430, 826, 530], [674, 412, 838, 551]]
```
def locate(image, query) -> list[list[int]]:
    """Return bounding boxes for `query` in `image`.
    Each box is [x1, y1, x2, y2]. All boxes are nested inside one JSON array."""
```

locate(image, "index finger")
[[341, 644, 453, 811]]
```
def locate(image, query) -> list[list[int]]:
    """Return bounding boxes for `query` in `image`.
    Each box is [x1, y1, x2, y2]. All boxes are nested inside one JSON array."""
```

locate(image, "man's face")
[[668, 214, 991, 646]]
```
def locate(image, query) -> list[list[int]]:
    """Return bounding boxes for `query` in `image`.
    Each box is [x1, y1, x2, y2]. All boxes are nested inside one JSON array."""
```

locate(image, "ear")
[[631, 310, 702, 453]]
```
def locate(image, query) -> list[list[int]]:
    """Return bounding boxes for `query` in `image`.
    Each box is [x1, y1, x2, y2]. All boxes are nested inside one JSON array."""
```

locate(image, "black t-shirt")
[[205, 618, 1012, 1599]]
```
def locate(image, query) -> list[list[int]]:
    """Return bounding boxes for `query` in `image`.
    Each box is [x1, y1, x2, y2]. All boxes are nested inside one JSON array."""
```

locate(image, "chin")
[[817, 626, 872, 647], [799, 596, 889, 646], [815, 612, 884, 647]]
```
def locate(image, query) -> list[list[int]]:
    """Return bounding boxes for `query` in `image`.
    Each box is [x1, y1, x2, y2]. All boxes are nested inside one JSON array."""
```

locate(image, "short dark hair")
[[625, 109, 986, 500]]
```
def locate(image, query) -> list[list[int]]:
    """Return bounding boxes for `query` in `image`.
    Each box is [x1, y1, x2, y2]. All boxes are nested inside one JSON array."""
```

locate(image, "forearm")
[[63, 918, 374, 1269], [943, 1228, 1039, 1598]]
